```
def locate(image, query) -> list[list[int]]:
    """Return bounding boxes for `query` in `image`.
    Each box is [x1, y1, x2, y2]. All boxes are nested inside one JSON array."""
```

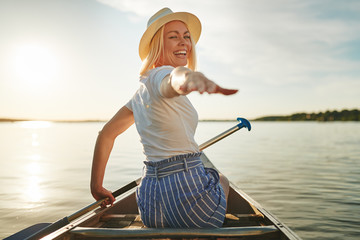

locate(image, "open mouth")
[[174, 50, 187, 56]]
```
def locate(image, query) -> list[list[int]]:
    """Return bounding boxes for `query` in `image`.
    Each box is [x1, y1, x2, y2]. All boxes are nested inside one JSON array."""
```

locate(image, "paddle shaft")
[[68, 178, 140, 222], [199, 118, 251, 151], [199, 125, 241, 151]]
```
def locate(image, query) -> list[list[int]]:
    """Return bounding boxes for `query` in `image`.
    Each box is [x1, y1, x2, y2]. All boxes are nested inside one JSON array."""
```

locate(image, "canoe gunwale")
[[228, 181, 301, 240]]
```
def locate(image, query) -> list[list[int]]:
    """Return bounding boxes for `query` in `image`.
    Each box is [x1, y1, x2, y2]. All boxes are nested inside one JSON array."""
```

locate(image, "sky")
[[0, 0, 359, 121]]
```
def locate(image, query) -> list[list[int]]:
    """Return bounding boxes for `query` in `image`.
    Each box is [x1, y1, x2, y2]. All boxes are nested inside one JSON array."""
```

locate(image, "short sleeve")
[[125, 98, 133, 111], [149, 66, 174, 98]]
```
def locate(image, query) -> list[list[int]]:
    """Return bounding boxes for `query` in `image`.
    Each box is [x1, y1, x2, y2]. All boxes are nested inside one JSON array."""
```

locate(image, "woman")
[[91, 8, 238, 228]]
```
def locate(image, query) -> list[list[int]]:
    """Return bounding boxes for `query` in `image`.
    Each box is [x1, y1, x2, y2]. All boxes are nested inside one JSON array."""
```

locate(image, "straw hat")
[[139, 7, 202, 61]]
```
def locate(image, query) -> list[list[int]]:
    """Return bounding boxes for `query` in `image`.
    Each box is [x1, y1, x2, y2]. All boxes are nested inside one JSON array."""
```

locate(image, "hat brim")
[[139, 12, 201, 61]]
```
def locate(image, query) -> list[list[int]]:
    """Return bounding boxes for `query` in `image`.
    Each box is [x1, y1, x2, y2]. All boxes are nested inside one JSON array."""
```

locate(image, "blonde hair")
[[139, 23, 197, 76]]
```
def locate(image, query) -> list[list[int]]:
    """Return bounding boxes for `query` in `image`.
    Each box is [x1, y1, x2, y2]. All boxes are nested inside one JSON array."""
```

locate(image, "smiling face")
[[156, 20, 192, 68]]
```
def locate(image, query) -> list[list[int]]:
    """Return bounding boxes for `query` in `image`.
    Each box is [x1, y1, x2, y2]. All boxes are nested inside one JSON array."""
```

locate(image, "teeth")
[[174, 51, 186, 55]]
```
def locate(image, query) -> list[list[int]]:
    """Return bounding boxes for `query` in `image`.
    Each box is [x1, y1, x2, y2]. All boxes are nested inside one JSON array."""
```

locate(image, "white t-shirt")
[[125, 66, 199, 161]]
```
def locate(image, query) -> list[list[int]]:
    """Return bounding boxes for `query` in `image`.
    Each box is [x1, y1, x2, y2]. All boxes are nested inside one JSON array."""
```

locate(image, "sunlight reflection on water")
[[23, 175, 43, 204], [19, 122, 50, 207]]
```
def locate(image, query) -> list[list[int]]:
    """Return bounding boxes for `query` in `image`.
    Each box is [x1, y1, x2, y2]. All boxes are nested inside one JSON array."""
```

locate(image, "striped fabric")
[[136, 152, 226, 228]]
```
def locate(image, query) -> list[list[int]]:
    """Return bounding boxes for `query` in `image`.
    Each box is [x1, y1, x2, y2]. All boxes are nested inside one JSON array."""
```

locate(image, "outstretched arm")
[[160, 66, 238, 98], [90, 106, 134, 207]]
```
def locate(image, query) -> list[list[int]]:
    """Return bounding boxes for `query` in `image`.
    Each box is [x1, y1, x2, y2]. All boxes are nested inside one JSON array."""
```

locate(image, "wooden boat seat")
[[98, 213, 265, 228], [70, 225, 279, 238]]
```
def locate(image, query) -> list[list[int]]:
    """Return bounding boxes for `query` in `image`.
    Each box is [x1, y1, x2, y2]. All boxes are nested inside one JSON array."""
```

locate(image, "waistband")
[[143, 152, 203, 178]]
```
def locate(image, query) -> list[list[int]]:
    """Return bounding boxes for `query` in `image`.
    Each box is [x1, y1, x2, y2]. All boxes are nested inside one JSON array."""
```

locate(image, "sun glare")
[[24, 175, 43, 204], [21, 160, 45, 205], [12, 43, 58, 89]]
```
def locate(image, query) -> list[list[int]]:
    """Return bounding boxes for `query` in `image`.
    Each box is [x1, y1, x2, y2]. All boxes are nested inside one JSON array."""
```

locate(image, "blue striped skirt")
[[136, 152, 226, 228]]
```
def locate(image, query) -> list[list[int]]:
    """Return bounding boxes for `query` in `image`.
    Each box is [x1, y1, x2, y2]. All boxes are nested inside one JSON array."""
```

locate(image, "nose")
[[178, 38, 185, 46]]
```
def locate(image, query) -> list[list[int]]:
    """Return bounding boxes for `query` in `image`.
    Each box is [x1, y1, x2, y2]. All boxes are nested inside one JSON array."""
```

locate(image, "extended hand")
[[179, 71, 238, 95]]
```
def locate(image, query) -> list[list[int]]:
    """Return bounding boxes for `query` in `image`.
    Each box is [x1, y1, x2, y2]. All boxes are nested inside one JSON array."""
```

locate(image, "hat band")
[[147, 8, 173, 28]]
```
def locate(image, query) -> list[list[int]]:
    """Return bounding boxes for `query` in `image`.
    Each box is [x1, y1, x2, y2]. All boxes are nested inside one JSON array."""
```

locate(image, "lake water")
[[0, 121, 359, 239]]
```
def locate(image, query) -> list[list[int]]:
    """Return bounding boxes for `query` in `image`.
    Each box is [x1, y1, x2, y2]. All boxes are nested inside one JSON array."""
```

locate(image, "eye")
[[169, 35, 177, 39], [184, 35, 191, 39]]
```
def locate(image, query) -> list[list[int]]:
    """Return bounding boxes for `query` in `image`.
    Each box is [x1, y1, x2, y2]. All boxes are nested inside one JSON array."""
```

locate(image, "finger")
[[205, 81, 217, 94], [196, 81, 206, 94], [101, 198, 112, 208], [216, 86, 238, 95], [109, 194, 116, 205], [100, 200, 107, 208], [186, 81, 197, 92], [179, 81, 192, 93], [179, 84, 188, 93]]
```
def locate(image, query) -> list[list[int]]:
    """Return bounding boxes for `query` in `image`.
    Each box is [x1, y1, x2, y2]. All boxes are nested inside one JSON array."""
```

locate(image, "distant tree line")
[[254, 109, 360, 121]]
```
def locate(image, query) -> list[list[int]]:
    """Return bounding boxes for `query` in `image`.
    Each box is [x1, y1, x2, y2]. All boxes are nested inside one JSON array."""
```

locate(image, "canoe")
[[7, 152, 301, 240], [6, 119, 301, 239]]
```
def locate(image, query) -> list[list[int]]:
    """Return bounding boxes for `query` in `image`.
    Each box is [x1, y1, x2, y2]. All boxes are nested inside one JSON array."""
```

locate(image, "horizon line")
[[1, 108, 358, 123]]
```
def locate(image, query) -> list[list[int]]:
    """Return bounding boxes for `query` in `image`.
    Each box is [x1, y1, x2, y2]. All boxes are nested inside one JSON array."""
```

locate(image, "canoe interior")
[[52, 189, 269, 239], [46, 153, 300, 240]]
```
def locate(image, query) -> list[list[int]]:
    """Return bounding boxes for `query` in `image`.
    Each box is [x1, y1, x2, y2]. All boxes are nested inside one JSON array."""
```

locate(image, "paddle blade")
[[4, 223, 51, 240], [237, 117, 251, 131], [4, 217, 70, 240]]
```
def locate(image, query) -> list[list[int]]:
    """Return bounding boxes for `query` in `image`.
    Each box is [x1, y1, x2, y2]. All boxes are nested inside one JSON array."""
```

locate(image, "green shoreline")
[[253, 109, 359, 122]]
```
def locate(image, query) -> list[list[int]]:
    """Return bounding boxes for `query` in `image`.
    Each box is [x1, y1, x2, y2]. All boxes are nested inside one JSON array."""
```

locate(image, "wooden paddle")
[[5, 117, 251, 240]]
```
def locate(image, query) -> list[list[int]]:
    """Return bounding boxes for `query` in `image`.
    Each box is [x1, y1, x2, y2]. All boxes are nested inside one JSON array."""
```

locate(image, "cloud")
[[196, 1, 360, 86], [97, 0, 167, 20], [98, 0, 360, 85]]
